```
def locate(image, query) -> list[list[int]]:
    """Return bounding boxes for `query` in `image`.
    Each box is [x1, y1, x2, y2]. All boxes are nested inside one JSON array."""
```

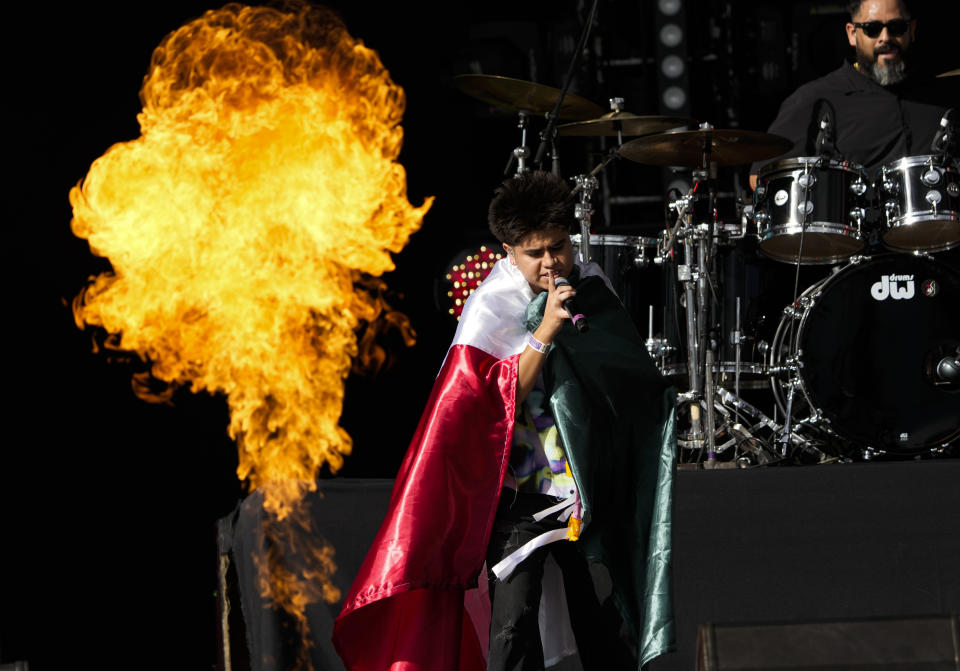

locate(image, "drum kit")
[[455, 74, 960, 466]]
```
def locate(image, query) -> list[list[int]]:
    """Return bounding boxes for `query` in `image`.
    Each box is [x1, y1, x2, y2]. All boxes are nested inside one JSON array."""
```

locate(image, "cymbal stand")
[[671, 189, 708, 454], [573, 174, 598, 264], [505, 111, 532, 176], [609, 96, 626, 146], [695, 166, 719, 465]]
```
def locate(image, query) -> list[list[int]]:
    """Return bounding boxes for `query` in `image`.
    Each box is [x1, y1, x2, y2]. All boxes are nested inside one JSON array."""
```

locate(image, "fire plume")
[[69, 0, 431, 648]]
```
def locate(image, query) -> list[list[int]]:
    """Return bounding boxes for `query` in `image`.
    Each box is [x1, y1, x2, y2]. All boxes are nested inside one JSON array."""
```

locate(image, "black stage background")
[[4, 1, 959, 669]]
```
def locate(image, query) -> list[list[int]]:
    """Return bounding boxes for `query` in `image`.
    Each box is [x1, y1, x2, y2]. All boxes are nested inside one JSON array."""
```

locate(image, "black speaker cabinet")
[[697, 615, 960, 670]]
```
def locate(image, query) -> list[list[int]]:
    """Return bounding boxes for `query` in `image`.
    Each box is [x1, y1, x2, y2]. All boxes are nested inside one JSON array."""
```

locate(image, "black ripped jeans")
[[485, 490, 617, 671]]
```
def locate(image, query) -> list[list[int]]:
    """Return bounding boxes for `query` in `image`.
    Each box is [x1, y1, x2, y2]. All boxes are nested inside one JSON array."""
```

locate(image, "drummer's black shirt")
[[751, 61, 952, 177]]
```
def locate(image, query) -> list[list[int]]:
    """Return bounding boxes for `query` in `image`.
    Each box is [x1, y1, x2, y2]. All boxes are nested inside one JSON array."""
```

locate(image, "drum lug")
[[848, 207, 866, 226], [884, 200, 899, 219], [783, 303, 803, 319], [947, 182, 959, 197], [633, 243, 651, 268], [849, 178, 867, 197], [784, 294, 814, 319], [797, 172, 816, 188], [921, 167, 942, 186], [881, 178, 899, 195]]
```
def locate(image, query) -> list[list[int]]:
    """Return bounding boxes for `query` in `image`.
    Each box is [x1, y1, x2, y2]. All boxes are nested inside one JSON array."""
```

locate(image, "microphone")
[[930, 108, 955, 156], [813, 99, 838, 157], [553, 276, 589, 333]]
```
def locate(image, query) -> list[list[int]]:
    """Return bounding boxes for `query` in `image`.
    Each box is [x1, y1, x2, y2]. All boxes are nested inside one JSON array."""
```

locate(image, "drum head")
[[797, 255, 960, 451]]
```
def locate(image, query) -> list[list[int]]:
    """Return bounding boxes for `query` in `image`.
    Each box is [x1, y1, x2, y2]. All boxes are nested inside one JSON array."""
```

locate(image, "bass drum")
[[770, 255, 960, 453]]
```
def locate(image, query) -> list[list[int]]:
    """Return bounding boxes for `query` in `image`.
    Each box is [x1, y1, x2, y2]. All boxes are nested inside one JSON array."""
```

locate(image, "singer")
[[335, 171, 677, 671]]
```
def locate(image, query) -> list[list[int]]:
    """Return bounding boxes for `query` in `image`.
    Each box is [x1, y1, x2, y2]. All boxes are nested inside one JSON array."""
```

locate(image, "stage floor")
[[220, 459, 960, 670]]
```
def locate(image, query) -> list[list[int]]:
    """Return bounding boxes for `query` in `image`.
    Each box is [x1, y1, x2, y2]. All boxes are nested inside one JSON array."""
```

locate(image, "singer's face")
[[845, 0, 915, 84], [503, 228, 574, 294]]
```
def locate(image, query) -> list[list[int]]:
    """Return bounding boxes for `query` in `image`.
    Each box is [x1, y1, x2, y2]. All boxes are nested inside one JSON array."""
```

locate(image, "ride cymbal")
[[454, 74, 603, 120], [618, 128, 793, 167], [558, 111, 695, 137]]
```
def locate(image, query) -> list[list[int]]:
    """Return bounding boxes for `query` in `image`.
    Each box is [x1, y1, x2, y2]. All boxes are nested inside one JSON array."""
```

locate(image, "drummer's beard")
[[858, 45, 908, 86]]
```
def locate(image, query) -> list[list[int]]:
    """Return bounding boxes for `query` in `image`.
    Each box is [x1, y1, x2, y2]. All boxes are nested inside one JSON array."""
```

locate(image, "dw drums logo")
[[870, 274, 915, 301]]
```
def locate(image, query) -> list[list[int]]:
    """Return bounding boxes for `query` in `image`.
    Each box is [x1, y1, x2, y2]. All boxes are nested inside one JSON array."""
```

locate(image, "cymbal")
[[558, 111, 696, 137], [936, 68, 959, 77], [454, 74, 604, 120], [618, 128, 793, 167]]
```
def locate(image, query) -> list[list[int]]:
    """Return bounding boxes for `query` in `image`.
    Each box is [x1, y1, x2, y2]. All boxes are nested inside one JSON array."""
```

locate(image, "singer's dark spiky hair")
[[488, 171, 575, 246]]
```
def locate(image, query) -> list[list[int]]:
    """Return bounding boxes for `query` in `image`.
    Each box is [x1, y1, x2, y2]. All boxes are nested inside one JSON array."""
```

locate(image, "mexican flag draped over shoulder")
[[333, 258, 676, 670]]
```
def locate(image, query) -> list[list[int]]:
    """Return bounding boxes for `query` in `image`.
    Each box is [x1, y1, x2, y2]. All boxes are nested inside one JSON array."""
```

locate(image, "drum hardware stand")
[[645, 305, 675, 369], [677, 224, 705, 447], [506, 111, 532, 176], [702, 349, 718, 467], [633, 239, 659, 269], [572, 174, 599, 264], [731, 297, 746, 406], [669, 157, 724, 459], [608, 97, 627, 147], [732, 200, 754, 241], [778, 378, 800, 458], [711, 390, 778, 465]]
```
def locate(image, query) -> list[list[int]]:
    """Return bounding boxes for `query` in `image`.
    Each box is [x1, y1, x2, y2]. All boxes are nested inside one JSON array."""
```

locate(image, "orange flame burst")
[[69, 0, 431, 647]]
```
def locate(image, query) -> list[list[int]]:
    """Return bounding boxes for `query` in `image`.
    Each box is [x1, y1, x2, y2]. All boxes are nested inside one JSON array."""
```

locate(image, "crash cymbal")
[[454, 74, 604, 120], [558, 111, 696, 137], [936, 68, 959, 77], [618, 128, 793, 167]]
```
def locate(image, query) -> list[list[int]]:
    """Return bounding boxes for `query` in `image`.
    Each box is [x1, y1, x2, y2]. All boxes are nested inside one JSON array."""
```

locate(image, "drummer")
[[748, 0, 952, 189]]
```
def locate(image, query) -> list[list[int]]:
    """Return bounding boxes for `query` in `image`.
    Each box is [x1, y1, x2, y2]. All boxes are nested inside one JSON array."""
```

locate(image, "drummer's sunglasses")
[[851, 19, 911, 38]]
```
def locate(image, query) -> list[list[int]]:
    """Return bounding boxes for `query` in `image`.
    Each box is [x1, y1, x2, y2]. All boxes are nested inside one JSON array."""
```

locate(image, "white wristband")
[[526, 333, 552, 354]]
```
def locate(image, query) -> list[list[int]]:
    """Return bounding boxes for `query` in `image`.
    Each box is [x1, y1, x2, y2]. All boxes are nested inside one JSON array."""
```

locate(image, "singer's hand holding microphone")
[[541, 274, 588, 337], [553, 276, 588, 333]]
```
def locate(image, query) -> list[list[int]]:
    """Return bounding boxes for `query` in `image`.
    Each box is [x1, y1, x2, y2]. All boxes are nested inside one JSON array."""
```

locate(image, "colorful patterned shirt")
[[504, 375, 575, 497]]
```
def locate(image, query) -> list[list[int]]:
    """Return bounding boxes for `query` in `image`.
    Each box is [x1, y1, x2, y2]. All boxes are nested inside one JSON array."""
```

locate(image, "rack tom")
[[754, 157, 870, 264], [876, 154, 960, 253]]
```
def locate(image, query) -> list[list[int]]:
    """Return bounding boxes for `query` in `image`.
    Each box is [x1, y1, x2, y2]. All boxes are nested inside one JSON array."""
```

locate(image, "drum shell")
[[774, 255, 960, 451], [754, 157, 870, 265], [571, 232, 662, 331], [876, 155, 960, 253]]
